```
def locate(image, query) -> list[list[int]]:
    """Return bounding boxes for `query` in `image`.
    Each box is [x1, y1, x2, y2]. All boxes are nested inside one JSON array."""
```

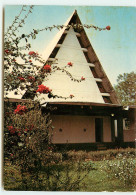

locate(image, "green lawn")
[[79, 161, 134, 192], [3, 159, 135, 191]]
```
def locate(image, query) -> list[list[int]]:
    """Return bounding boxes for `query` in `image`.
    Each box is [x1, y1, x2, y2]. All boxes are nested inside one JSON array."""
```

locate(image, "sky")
[[4, 5, 136, 85]]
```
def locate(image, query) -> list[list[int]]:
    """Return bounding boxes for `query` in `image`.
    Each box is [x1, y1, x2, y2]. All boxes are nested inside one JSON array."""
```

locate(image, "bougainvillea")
[[4, 5, 111, 101], [70, 94, 74, 98], [8, 126, 17, 134], [4, 100, 54, 174], [5, 49, 9, 54], [18, 77, 25, 82], [81, 76, 85, 80], [43, 64, 51, 73], [106, 26, 111, 30], [28, 76, 35, 82], [28, 51, 36, 56], [14, 105, 27, 115], [36, 84, 51, 94], [67, 62, 73, 66]]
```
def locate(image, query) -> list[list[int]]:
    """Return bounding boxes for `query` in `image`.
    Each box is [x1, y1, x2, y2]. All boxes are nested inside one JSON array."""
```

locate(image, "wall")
[[123, 130, 135, 142], [123, 108, 136, 142], [51, 115, 111, 143]]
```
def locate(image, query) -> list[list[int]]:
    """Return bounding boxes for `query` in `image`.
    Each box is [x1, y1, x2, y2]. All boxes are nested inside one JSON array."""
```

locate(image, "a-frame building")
[[33, 10, 124, 148], [15, 10, 136, 149]]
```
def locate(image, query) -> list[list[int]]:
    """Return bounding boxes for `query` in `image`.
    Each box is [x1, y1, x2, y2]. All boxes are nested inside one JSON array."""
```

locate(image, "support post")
[[111, 117, 115, 142], [117, 115, 124, 143]]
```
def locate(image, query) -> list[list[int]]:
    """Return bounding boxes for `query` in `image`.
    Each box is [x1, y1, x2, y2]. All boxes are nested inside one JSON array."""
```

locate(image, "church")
[[6, 10, 135, 150]]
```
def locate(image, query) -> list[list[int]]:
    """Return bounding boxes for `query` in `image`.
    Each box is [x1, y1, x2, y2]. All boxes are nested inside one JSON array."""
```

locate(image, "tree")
[[114, 72, 136, 106]]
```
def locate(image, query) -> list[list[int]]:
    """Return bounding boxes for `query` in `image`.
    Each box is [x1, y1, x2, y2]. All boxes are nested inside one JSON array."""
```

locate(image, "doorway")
[[95, 118, 103, 142]]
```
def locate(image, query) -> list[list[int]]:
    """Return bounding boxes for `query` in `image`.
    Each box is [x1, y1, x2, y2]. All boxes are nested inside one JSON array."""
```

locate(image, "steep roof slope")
[[24, 10, 120, 105]]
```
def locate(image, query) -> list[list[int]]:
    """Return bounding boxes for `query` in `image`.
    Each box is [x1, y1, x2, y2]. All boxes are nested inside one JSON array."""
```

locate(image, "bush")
[[101, 154, 136, 187], [66, 148, 136, 161], [4, 160, 92, 191]]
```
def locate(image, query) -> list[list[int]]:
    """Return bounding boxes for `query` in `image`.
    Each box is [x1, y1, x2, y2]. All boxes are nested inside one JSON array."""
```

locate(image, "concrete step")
[[97, 143, 107, 150]]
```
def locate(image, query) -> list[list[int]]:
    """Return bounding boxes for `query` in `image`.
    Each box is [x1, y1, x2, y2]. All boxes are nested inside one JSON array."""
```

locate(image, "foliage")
[[4, 100, 93, 191], [4, 157, 135, 191], [4, 100, 54, 172], [4, 158, 92, 191], [101, 154, 136, 187], [65, 148, 136, 161], [114, 72, 136, 106]]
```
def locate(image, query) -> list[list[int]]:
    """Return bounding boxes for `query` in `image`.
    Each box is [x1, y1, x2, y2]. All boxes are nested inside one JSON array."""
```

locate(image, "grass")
[[79, 161, 134, 192], [3, 158, 136, 191]]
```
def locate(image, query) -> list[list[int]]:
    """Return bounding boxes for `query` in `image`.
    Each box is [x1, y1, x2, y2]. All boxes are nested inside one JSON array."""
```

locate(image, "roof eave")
[[47, 101, 122, 108]]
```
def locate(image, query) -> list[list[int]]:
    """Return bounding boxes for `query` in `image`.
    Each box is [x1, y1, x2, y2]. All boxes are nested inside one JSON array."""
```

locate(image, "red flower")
[[28, 76, 35, 82], [14, 105, 27, 115], [5, 49, 9, 54], [70, 94, 74, 98], [43, 64, 51, 73], [8, 126, 16, 134], [28, 51, 36, 55], [24, 129, 28, 132], [18, 132, 21, 136], [48, 147, 52, 150], [106, 26, 111, 30], [18, 77, 25, 82], [36, 84, 51, 94], [8, 126, 14, 131], [67, 62, 73, 66], [10, 154, 13, 157], [81, 76, 85, 80], [29, 60, 32, 63]]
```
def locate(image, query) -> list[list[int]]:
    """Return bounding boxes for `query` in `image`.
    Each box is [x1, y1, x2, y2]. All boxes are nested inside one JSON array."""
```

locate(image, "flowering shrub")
[[70, 94, 74, 98], [14, 105, 27, 115], [8, 124, 33, 136], [101, 154, 136, 186], [4, 101, 54, 169], [36, 84, 51, 94], [106, 26, 111, 30], [81, 76, 85, 80], [67, 62, 73, 66], [28, 51, 36, 55], [18, 77, 25, 82], [8, 126, 17, 134], [43, 64, 51, 73], [28, 76, 35, 82], [5, 49, 10, 54], [4, 5, 111, 101]]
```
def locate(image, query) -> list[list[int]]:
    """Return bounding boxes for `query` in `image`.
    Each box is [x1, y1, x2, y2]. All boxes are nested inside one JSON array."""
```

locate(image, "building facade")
[[7, 10, 135, 150]]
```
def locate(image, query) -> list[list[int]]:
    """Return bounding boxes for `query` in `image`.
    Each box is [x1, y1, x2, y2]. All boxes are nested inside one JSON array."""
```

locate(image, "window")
[[123, 118, 130, 130]]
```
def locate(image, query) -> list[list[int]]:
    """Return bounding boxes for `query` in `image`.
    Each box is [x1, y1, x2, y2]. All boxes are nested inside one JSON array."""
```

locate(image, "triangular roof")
[[42, 10, 76, 63], [23, 10, 120, 106]]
